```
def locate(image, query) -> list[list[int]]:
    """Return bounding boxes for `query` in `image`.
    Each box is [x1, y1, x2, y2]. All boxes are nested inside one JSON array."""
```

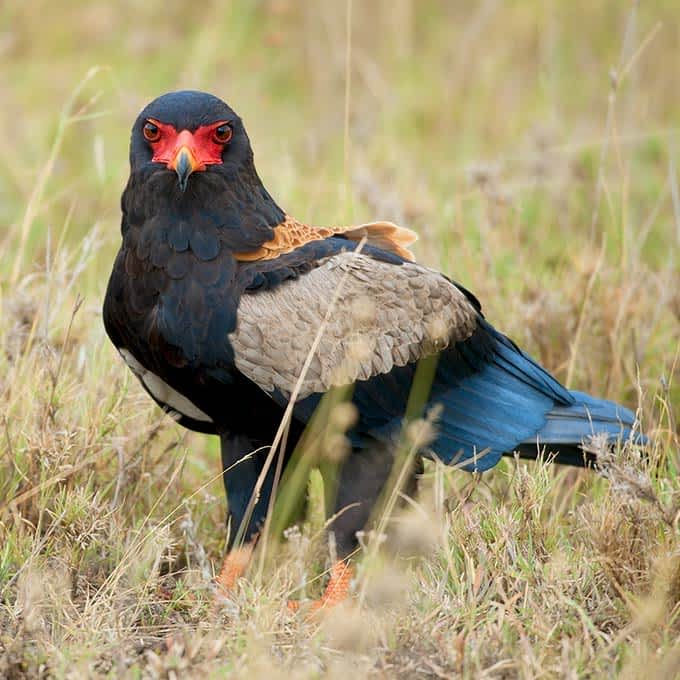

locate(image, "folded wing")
[[230, 249, 640, 470], [231, 251, 476, 397]]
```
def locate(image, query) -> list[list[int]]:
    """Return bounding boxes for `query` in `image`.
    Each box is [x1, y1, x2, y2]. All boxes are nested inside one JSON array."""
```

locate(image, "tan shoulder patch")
[[233, 215, 417, 262], [337, 221, 417, 261]]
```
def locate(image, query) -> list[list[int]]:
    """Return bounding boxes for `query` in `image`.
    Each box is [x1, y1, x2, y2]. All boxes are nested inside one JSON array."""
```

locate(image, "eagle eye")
[[213, 123, 232, 144], [143, 121, 161, 142]]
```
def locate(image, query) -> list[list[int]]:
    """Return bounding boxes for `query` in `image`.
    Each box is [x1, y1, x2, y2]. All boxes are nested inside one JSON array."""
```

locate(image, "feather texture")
[[229, 251, 476, 398], [233, 215, 417, 262]]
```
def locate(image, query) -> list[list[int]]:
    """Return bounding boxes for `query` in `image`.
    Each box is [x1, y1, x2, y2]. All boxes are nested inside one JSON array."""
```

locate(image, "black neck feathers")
[[122, 159, 285, 254]]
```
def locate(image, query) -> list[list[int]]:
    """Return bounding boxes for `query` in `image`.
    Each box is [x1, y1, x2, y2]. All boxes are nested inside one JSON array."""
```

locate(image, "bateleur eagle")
[[104, 91, 643, 590]]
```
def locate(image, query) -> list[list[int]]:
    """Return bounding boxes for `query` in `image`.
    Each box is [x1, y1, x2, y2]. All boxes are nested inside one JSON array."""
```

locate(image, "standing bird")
[[104, 91, 642, 607]]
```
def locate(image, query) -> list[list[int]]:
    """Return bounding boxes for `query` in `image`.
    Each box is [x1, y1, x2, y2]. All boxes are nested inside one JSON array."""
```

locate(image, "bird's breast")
[[103, 222, 245, 426]]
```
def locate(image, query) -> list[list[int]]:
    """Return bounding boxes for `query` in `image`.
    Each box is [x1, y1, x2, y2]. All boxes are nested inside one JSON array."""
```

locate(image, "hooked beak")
[[169, 146, 200, 192]]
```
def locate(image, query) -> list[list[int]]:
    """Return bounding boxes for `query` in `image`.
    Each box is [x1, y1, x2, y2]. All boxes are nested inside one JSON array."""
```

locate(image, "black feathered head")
[[129, 90, 255, 192]]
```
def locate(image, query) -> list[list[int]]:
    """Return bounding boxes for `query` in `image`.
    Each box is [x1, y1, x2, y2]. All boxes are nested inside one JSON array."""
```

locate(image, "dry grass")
[[1, 1, 679, 677]]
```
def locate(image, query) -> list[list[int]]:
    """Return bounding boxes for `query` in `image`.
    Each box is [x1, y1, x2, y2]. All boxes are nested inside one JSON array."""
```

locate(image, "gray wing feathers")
[[229, 252, 478, 399]]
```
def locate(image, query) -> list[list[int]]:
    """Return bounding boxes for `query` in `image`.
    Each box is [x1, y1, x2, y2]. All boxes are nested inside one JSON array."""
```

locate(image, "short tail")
[[512, 390, 646, 467]]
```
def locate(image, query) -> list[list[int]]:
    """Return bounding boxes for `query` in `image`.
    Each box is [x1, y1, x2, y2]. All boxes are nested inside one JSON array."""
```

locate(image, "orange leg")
[[215, 542, 254, 597], [288, 561, 354, 613]]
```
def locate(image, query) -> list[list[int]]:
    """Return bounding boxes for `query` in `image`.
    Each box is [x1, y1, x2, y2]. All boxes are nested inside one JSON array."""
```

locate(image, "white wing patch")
[[119, 349, 213, 423]]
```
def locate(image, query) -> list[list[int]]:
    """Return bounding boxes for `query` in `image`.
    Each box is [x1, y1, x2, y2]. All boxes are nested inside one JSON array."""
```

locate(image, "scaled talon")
[[288, 562, 355, 613]]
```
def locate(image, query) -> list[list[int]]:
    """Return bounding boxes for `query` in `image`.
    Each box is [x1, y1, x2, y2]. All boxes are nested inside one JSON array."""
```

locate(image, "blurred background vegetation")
[[1, 1, 679, 676]]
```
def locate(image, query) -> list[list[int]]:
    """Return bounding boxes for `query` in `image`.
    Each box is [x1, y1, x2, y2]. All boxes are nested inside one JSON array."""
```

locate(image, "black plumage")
[[104, 90, 643, 559]]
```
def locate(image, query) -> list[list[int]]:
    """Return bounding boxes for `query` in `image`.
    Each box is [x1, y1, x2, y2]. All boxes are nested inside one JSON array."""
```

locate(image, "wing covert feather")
[[232, 215, 417, 262], [229, 252, 478, 398]]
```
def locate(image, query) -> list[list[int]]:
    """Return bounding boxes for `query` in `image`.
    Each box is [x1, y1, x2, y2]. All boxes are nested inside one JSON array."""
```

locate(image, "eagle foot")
[[287, 561, 354, 614]]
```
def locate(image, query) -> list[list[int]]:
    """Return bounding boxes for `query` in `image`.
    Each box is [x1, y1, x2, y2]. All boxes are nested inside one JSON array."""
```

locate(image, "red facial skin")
[[146, 119, 230, 172]]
